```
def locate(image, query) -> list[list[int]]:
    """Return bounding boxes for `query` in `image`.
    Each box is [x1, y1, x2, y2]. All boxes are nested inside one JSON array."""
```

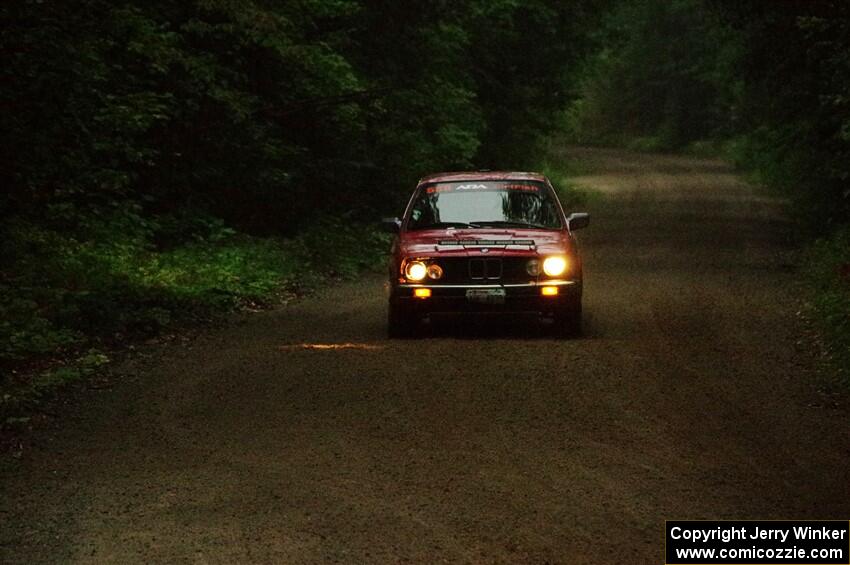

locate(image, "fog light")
[[541, 286, 558, 296], [414, 288, 431, 298]]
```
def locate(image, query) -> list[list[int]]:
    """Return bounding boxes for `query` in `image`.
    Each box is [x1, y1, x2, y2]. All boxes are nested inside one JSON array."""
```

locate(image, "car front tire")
[[552, 300, 582, 338], [387, 303, 418, 338]]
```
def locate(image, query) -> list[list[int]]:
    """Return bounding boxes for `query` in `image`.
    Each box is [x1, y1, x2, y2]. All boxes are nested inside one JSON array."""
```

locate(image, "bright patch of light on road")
[[279, 342, 385, 351]]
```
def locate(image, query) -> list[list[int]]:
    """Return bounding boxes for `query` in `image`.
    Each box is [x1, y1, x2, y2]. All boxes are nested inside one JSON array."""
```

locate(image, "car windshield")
[[406, 181, 562, 230]]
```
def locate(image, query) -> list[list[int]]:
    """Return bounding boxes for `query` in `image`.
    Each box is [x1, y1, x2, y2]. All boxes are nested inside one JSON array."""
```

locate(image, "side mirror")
[[381, 217, 402, 233], [567, 212, 590, 231]]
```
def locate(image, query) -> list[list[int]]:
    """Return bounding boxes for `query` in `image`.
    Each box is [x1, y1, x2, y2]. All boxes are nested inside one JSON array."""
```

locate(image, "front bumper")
[[390, 280, 580, 314]]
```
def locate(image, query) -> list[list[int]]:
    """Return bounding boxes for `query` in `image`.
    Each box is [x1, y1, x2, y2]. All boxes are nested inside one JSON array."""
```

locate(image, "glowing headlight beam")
[[542, 256, 568, 277], [405, 260, 428, 281]]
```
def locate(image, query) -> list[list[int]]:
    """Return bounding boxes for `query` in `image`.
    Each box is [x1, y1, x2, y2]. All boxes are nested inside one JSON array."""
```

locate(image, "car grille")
[[433, 257, 532, 284]]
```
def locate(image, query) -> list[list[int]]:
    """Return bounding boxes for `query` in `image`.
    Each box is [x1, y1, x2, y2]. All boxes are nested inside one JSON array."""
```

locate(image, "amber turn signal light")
[[540, 286, 558, 296], [414, 288, 432, 298]]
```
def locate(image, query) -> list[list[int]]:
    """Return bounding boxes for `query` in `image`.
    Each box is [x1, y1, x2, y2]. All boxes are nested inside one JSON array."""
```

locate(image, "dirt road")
[[2, 148, 849, 564]]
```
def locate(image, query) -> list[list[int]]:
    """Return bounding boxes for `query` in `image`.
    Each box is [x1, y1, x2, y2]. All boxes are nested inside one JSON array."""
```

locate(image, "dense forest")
[[569, 0, 850, 231], [0, 0, 607, 375], [567, 0, 850, 376], [2, 1, 849, 403]]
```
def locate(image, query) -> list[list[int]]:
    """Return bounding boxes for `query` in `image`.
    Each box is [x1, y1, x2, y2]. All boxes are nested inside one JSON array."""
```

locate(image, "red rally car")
[[383, 171, 590, 337]]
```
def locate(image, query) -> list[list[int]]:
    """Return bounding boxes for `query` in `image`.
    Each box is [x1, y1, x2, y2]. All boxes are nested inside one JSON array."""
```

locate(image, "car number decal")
[[425, 182, 541, 193]]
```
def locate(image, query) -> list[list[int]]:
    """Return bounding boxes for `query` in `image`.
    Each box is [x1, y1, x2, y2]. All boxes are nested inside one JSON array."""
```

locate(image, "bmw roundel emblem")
[[481, 248, 489, 253]]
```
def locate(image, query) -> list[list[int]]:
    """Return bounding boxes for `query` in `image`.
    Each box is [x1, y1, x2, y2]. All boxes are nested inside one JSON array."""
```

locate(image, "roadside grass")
[[534, 156, 600, 210], [805, 226, 850, 386], [0, 213, 390, 425], [712, 136, 850, 386]]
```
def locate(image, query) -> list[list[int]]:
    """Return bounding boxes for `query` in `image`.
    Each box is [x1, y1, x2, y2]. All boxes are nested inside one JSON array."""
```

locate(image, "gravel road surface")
[[2, 147, 848, 564]]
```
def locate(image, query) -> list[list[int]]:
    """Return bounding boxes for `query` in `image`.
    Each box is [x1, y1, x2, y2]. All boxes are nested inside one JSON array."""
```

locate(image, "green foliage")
[[565, 0, 850, 387], [566, 0, 737, 149], [567, 0, 850, 230], [533, 154, 598, 210], [0, 293, 79, 363], [806, 226, 850, 384], [717, 4, 850, 231], [464, 0, 610, 166], [1, 1, 608, 231], [625, 136, 673, 154], [2, 348, 110, 424], [0, 0, 606, 388], [0, 212, 386, 371]]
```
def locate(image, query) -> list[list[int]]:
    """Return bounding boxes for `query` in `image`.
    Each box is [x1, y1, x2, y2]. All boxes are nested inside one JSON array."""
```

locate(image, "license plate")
[[465, 288, 506, 304]]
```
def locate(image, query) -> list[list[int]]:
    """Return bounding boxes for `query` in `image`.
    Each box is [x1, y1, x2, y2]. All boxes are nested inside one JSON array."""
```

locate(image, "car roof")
[[417, 171, 548, 185]]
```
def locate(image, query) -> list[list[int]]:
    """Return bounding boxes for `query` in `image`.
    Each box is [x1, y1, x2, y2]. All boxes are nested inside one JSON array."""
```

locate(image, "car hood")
[[400, 228, 570, 256]]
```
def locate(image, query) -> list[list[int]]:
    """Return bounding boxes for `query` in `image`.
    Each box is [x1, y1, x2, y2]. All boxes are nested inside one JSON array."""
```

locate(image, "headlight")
[[427, 264, 443, 280], [542, 256, 568, 277], [405, 260, 428, 281], [526, 259, 540, 276]]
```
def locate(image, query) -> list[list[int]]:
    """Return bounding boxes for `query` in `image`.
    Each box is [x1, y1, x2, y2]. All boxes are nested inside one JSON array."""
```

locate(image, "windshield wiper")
[[469, 220, 548, 229], [410, 221, 482, 230]]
